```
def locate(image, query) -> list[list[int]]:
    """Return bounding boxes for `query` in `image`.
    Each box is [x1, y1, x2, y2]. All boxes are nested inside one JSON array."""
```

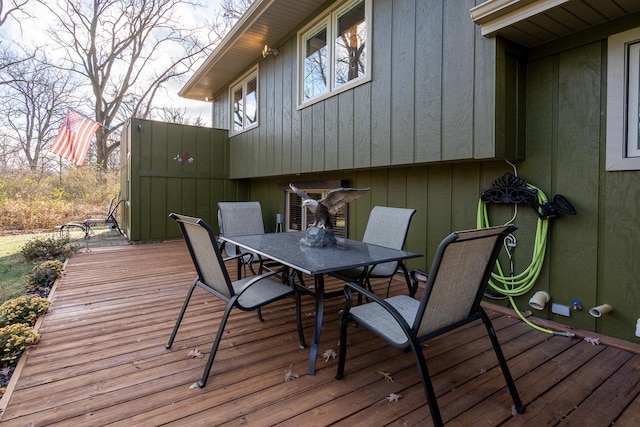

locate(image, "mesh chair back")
[[414, 225, 514, 336], [171, 213, 234, 299], [218, 202, 265, 257], [218, 202, 265, 236], [362, 206, 416, 277]]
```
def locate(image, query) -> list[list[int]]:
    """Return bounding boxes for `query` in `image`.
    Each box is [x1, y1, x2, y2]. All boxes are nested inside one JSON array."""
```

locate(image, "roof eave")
[[178, 0, 270, 101], [179, 0, 325, 101]]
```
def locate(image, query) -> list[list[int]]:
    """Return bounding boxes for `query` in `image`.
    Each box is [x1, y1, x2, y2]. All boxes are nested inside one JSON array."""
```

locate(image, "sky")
[[2, 0, 225, 127]]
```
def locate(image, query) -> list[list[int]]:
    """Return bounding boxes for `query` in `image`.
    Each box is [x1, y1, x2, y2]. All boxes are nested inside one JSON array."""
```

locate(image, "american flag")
[[50, 109, 101, 166]]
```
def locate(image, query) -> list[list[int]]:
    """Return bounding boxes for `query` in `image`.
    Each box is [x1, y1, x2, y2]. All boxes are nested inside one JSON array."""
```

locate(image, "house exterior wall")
[[214, 0, 525, 179], [205, 3, 640, 341], [520, 20, 640, 341], [115, 2, 640, 341]]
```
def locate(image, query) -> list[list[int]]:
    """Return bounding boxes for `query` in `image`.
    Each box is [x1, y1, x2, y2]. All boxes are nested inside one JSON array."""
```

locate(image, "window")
[[285, 183, 348, 238], [627, 42, 640, 158], [298, 0, 370, 108], [230, 68, 258, 135], [606, 28, 640, 171]]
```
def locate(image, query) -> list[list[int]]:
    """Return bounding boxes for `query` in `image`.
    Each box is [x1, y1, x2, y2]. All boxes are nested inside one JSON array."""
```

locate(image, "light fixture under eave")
[[262, 44, 279, 58]]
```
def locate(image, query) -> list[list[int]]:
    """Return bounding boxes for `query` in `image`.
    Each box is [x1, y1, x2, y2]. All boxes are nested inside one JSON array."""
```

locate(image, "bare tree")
[[0, 0, 28, 28], [38, 0, 215, 169], [157, 106, 205, 126], [0, 43, 28, 83], [0, 50, 81, 170], [210, 0, 254, 39], [0, 0, 33, 79]]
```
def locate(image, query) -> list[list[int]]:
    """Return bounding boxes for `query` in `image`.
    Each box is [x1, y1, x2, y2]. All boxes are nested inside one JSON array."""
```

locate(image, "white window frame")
[[297, 0, 371, 109], [229, 67, 259, 136], [606, 27, 640, 171]]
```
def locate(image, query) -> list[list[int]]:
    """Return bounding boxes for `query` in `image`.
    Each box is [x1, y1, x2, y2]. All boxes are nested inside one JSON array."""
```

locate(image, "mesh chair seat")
[[218, 201, 278, 277], [165, 213, 305, 388], [231, 276, 293, 309], [336, 225, 525, 426], [348, 295, 419, 347]]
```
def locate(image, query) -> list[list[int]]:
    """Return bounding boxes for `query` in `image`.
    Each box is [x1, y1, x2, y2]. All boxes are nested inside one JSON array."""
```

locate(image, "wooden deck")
[[2, 240, 640, 426]]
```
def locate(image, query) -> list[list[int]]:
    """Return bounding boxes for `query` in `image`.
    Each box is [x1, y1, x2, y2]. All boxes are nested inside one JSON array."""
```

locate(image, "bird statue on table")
[[289, 183, 370, 247]]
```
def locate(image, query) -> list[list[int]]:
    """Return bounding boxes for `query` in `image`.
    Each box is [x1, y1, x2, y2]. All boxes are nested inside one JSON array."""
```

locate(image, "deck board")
[[1, 239, 640, 426]]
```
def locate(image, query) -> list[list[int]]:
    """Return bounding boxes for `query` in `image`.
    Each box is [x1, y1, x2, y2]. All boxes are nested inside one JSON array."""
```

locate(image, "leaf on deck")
[[285, 364, 299, 382], [188, 347, 204, 358], [323, 349, 337, 361], [386, 393, 401, 402], [378, 371, 394, 383]]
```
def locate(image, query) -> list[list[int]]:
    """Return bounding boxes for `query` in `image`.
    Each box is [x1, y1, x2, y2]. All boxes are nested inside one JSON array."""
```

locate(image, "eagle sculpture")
[[289, 183, 370, 230]]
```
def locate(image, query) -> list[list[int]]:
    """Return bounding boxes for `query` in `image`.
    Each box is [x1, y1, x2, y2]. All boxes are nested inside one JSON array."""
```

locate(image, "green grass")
[[0, 232, 52, 303]]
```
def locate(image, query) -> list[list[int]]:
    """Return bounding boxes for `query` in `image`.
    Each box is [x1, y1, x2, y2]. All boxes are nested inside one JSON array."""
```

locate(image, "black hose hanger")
[[481, 173, 577, 219]]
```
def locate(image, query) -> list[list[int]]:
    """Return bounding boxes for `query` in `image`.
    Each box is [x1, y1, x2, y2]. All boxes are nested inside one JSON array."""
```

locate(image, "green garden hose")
[[477, 182, 574, 338]]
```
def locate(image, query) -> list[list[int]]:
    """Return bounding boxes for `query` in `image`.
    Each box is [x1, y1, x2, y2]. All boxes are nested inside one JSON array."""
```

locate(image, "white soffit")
[[470, 0, 640, 47], [470, 0, 570, 37], [179, 0, 325, 101]]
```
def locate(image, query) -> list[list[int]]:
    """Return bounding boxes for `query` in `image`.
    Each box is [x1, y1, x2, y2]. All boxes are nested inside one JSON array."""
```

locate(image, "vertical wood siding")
[[521, 39, 640, 340], [124, 119, 241, 241], [221, 0, 517, 179], [130, 4, 640, 344], [241, 32, 639, 340]]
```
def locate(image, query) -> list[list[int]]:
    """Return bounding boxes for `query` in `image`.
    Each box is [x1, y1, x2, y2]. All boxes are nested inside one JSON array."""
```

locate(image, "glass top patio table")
[[221, 231, 422, 374]]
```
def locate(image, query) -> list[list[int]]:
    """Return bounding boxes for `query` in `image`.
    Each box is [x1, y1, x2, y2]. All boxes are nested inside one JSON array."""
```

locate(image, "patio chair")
[[335, 225, 525, 426], [331, 206, 416, 298], [218, 201, 278, 278], [166, 213, 305, 388], [59, 192, 124, 238]]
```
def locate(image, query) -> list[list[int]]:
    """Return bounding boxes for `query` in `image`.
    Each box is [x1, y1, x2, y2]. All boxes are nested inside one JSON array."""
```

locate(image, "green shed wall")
[[122, 119, 247, 241]]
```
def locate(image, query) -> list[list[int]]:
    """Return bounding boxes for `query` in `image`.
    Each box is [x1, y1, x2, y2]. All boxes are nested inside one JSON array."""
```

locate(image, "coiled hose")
[[477, 183, 574, 338]]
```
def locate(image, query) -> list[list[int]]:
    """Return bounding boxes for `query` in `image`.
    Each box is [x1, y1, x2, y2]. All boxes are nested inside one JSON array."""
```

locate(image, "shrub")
[[21, 236, 74, 262], [0, 168, 119, 230], [0, 295, 51, 328], [0, 323, 39, 366], [26, 260, 63, 295]]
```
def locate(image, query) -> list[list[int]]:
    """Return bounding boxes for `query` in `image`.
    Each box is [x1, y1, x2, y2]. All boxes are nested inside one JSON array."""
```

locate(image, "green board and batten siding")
[[223, 0, 524, 179], [121, 119, 247, 241], [217, 2, 637, 340], [121, 0, 640, 343]]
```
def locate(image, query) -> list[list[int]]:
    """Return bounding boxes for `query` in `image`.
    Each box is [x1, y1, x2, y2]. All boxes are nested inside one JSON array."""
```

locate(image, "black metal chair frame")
[[59, 193, 124, 238], [335, 225, 525, 426], [166, 213, 306, 388]]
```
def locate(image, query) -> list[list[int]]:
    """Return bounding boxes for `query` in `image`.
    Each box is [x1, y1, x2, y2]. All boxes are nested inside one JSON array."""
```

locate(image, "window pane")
[[288, 193, 303, 231], [628, 42, 640, 157], [246, 76, 257, 126], [304, 26, 328, 101], [335, 1, 366, 88], [232, 87, 243, 131]]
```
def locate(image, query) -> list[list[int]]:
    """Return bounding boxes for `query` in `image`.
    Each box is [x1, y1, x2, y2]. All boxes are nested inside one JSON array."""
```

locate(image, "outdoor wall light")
[[528, 291, 551, 310], [589, 304, 613, 318], [262, 44, 279, 58]]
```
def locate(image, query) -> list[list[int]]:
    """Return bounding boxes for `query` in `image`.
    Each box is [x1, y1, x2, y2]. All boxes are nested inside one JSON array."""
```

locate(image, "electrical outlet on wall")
[[552, 303, 571, 317]]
